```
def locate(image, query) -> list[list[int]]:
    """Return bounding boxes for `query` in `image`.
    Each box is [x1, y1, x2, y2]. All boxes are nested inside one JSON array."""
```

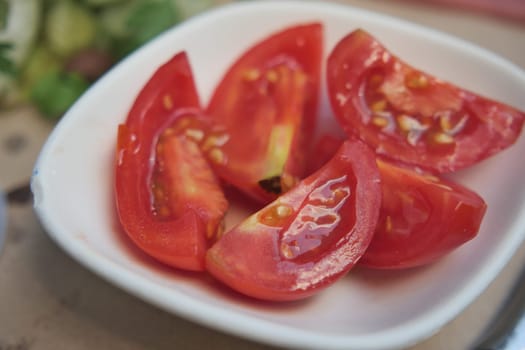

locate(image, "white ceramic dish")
[[32, 1, 525, 349]]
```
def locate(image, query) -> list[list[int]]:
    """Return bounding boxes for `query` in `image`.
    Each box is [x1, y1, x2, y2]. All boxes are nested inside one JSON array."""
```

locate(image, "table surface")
[[1, 1, 524, 349]]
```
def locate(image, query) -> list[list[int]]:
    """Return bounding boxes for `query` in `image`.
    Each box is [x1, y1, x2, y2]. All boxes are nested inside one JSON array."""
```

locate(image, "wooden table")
[[1, 1, 524, 349]]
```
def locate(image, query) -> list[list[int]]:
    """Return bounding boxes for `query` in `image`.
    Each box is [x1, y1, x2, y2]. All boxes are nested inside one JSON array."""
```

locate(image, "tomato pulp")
[[361, 160, 487, 269], [206, 23, 323, 202], [115, 52, 228, 271], [327, 29, 525, 173], [310, 134, 487, 269], [206, 139, 381, 301]]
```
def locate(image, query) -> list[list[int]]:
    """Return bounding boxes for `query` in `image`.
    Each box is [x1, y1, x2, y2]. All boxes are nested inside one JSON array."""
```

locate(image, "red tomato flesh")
[[115, 52, 227, 271], [327, 29, 525, 173], [310, 134, 487, 269], [361, 160, 487, 269], [306, 134, 347, 175], [206, 23, 323, 202], [206, 139, 381, 301]]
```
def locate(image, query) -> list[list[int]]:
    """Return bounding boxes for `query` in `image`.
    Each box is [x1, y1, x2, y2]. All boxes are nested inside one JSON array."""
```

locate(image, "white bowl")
[[32, 1, 525, 349]]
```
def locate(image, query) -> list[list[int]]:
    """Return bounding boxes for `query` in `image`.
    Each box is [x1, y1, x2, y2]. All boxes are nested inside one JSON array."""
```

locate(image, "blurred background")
[[0, 0, 232, 120], [0, 0, 523, 121]]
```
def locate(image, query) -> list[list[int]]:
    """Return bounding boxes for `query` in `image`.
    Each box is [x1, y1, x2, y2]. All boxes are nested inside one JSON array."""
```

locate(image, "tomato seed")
[[243, 68, 261, 81], [368, 74, 383, 88], [371, 99, 387, 112], [439, 114, 468, 135], [276, 204, 293, 218], [405, 72, 428, 89], [397, 114, 427, 132], [208, 148, 225, 164], [372, 115, 389, 128], [259, 203, 294, 226], [281, 173, 297, 192], [162, 94, 174, 110], [172, 117, 191, 133], [266, 69, 279, 83], [162, 127, 175, 138], [281, 243, 295, 259], [185, 128, 205, 142], [439, 115, 452, 132], [202, 133, 230, 151], [158, 205, 171, 217], [433, 132, 454, 144]]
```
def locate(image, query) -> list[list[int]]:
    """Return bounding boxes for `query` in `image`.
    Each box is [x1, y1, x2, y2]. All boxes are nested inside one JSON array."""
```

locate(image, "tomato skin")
[[306, 134, 346, 175], [206, 139, 381, 301], [309, 134, 487, 269], [327, 29, 525, 173], [360, 160, 487, 269], [206, 23, 323, 202], [115, 52, 227, 271]]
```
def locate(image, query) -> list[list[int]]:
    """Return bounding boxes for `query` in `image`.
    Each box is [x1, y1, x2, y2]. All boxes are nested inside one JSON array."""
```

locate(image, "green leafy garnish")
[[0, 42, 16, 76], [30, 70, 89, 119], [114, 0, 180, 58], [127, 0, 179, 42]]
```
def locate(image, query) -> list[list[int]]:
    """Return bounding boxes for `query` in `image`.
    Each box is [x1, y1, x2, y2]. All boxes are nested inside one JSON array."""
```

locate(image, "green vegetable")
[[19, 45, 61, 100], [127, 0, 179, 42], [111, 0, 180, 58], [0, 42, 15, 75], [0, 0, 41, 106], [99, 0, 139, 40], [0, 0, 217, 117], [45, 0, 97, 57], [30, 70, 88, 119], [21, 45, 61, 83]]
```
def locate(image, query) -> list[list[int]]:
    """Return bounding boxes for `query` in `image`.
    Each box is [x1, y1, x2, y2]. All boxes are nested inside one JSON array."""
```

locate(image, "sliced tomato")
[[306, 133, 346, 175], [206, 23, 323, 202], [115, 52, 227, 271], [206, 139, 381, 301], [327, 29, 525, 173], [309, 133, 487, 268], [360, 160, 487, 269]]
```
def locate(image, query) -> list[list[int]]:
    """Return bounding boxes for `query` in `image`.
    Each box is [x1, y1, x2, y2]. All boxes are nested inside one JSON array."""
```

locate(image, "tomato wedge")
[[115, 52, 227, 271], [206, 139, 381, 301], [361, 160, 487, 269], [309, 134, 487, 269], [327, 29, 525, 173], [206, 23, 323, 202]]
